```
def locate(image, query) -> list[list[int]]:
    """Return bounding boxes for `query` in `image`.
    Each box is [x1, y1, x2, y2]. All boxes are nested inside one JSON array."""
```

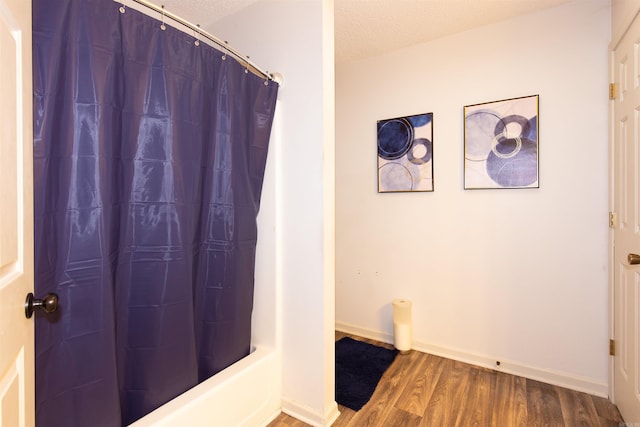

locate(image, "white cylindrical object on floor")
[[392, 299, 412, 352], [393, 322, 412, 352]]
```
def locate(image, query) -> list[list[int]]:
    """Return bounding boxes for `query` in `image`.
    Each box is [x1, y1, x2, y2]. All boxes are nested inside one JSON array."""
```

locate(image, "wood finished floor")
[[268, 332, 624, 427]]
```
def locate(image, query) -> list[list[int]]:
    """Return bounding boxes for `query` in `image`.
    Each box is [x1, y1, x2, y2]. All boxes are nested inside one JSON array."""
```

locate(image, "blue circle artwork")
[[407, 138, 432, 165], [465, 99, 538, 189], [377, 118, 414, 160], [377, 113, 433, 192], [486, 138, 537, 187]]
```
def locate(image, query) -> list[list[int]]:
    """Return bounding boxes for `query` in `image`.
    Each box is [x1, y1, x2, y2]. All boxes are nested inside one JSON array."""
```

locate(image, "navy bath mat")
[[335, 337, 399, 411]]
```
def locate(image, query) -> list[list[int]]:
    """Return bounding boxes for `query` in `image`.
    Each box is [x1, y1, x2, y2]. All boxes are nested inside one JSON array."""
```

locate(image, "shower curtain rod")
[[120, 0, 275, 81]]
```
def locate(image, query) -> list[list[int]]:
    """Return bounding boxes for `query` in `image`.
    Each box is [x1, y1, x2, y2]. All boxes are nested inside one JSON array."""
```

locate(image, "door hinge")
[[610, 339, 615, 356], [609, 211, 616, 228], [610, 83, 617, 100]]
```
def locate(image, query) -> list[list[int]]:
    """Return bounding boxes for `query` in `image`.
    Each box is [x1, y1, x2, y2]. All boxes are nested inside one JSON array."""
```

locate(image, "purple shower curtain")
[[32, 0, 278, 425]]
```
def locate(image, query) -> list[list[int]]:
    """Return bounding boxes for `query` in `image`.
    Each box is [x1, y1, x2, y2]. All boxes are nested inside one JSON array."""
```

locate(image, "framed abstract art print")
[[464, 95, 539, 189], [377, 112, 434, 193]]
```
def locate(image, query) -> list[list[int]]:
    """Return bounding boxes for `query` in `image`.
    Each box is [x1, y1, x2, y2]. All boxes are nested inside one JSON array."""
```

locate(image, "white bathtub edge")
[[129, 345, 281, 427]]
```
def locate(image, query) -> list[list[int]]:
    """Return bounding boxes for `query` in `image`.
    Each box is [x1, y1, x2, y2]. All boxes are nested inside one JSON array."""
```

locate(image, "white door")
[[612, 10, 640, 423], [0, 0, 34, 426]]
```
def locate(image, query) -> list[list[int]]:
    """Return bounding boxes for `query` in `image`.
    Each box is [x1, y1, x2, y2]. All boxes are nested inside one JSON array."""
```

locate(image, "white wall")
[[612, 0, 640, 43], [211, 1, 338, 425], [336, 0, 611, 396]]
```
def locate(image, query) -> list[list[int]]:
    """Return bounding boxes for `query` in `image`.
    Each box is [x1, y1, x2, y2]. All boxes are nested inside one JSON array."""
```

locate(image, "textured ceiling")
[[152, 0, 260, 29], [334, 0, 574, 63], [146, 0, 575, 63]]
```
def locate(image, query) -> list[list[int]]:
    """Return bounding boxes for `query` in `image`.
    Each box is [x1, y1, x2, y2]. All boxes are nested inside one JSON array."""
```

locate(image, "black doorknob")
[[24, 293, 59, 319]]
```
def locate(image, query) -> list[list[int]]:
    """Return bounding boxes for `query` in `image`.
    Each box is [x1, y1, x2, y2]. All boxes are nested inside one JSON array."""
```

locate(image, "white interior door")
[[612, 10, 640, 424], [0, 0, 34, 426]]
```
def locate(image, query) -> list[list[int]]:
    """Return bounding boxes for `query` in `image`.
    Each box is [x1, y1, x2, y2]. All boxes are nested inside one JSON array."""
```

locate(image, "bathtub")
[[129, 345, 282, 427]]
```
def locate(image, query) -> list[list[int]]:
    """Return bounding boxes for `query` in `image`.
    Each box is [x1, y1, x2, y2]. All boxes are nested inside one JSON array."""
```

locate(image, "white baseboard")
[[325, 402, 341, 426], [281, 398, 341, 427], [335, 321, 608, 398], [336, 321, 394, 345]]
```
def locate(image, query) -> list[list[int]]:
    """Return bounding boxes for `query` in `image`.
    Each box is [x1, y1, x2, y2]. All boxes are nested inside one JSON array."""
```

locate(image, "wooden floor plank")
[[393, 352, 440, 417], [526, 379, 564, 427], [455, 365, 496, 426], [592, 394, 624, 423], [267, 413, 310, 427], [599, 415, 624, 427], [419, 358, 472, 426], [491, 372, 528, 427], [384, 407, 422, 427], [268, 333, 624, 427], [557, 386, 600, 426]]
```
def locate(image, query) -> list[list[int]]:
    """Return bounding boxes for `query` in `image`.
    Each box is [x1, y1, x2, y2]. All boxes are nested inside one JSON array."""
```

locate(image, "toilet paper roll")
[[392, 299, 412, 324], [392, 299, 412, 352]]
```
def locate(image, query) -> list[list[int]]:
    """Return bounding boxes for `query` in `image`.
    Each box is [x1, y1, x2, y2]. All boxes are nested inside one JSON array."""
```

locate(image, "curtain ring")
[[160, 5, 166, 30], [194, 24, 200, 46], [119, 0, 126, 13], [264, 71, 269, 86], [222, 41, 228, 60]]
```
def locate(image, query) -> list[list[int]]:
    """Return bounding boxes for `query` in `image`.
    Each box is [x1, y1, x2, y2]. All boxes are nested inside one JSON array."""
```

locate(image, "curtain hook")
[[160, 5, 166, 30], [222, 41, 228, 60], [119, 0, 126, 13], [264, 71, 269, 86], [244, 56, 250, 74], [194, 24, 200, 46]]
